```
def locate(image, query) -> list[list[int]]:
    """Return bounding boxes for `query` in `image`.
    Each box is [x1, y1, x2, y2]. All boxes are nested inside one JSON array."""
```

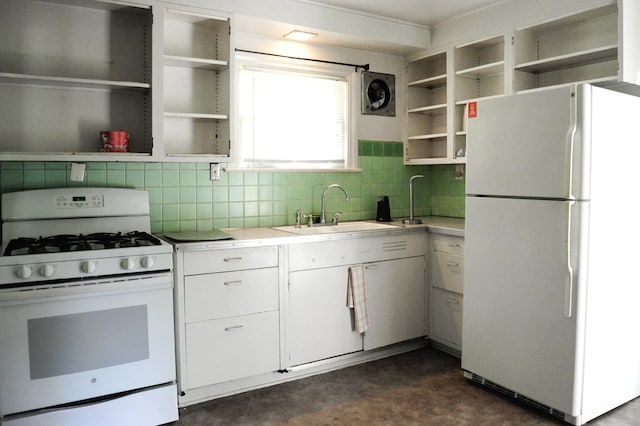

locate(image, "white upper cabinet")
[[454, 35, 506, 163], [513, 0, 640, 93], [160, 6, 232, 161], [405, 37, 507, 165], [455, 35, 506, 103], [619, 0, 640, 86], [0, 0, 233, 163], [408, 0, 640, 165], [0, 0, 154, 161], [513, 4, 618, 92], [405, 51, 449, 164]]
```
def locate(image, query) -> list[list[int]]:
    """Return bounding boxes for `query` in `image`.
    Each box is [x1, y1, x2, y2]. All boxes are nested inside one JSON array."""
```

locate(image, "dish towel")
[[347, 265, 370, 334]]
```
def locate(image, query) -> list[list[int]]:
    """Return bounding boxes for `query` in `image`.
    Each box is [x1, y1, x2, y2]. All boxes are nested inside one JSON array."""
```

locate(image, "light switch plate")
[[210, 163, 220, 181]]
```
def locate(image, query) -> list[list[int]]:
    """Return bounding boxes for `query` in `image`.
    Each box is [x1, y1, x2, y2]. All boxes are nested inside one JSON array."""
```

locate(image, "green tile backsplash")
[[0, 141, 465, 233]]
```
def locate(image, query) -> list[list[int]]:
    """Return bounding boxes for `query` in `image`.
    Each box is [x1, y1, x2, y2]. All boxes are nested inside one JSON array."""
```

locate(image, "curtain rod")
[[234, 48, 370, 72]]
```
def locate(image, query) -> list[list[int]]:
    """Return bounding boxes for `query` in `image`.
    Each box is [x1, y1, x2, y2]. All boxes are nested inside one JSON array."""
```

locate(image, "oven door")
[[0, 273, 176, 416]]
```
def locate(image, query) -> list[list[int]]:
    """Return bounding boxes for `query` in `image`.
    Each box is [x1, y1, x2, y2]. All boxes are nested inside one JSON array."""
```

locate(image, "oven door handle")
[[0, 273, 173, 306]]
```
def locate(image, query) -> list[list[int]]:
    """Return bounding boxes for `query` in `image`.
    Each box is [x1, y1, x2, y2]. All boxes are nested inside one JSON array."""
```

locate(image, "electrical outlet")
[[454, 164, 465, 180], [70, 163, 85, 182], [210, 163, 221, 181]]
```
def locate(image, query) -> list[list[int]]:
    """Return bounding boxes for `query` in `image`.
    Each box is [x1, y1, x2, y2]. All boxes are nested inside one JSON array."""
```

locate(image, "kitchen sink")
[[272, 221, 398, 235]]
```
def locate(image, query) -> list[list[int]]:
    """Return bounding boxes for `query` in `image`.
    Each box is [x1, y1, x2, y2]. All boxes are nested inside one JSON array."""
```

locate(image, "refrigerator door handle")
[[564, 201, 575, 318], [564, 93, 578, 201]]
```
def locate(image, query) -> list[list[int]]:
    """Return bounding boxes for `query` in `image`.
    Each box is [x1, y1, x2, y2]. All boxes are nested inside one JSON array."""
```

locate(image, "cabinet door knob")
[[16, 265, 33, 279]]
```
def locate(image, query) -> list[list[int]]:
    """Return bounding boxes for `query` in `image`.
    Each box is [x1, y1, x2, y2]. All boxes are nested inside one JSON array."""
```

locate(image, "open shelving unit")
[[513, 4, 618, 92], [454, 35, 505, 163], [162, 8, 231, 161], [455, 35, 505, 102], [405, 1, 640, 166], [405, 51, 448, 164], [0, 0, 153, 161]]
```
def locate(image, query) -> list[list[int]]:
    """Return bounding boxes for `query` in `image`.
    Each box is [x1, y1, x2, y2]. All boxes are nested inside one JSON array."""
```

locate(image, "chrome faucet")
[[295, 209, 303, 228], [320, 184, 350, 224], [402, 175, 424, 225]]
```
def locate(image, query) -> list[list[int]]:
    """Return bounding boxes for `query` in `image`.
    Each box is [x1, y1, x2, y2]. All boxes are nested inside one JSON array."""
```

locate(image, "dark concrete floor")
[[174, 346, 640, 425]]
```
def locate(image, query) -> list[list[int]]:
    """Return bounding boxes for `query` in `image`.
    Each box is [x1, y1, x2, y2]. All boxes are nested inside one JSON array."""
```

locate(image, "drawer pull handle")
[[448, 244, 461, 249], [224, 280, 243, 286], [364, 264, 379, 270], [446, 262, 459, 267], [447, 298, 460, 305], [223, 257, 243, 262], [225, 325, 244, 331]]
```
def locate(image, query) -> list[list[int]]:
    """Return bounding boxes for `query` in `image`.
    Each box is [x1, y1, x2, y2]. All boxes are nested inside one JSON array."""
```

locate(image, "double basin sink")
[[272, 221, 402, 235]]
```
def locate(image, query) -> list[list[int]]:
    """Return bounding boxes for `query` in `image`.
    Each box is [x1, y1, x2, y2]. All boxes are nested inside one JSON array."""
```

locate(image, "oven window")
[[28, 305, 149, 379]]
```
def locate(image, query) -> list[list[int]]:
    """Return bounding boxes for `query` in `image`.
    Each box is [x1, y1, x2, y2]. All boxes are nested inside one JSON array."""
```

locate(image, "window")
[[235, 54, 357, 170]]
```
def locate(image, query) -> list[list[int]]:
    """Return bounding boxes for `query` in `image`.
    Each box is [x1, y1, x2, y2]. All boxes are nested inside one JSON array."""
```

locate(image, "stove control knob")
[[121, 258, 136, 271], [81, 261, 97, 274], [141, 256, 154, 268], [16, 265, 33, 279], [39, 264, 55, 278]]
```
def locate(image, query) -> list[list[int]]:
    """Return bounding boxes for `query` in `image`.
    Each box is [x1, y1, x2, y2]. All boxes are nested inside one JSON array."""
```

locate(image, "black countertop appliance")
[[376, 195, 392, 222]]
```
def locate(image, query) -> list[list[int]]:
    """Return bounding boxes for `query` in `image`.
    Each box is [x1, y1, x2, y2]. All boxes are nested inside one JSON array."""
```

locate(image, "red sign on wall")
[[468, 101, 477, 118]]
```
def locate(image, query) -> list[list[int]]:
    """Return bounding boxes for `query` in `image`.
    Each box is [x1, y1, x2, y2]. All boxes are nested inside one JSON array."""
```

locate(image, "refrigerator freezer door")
[[462, 196, 584, 416], [466, 85, 581, 199]]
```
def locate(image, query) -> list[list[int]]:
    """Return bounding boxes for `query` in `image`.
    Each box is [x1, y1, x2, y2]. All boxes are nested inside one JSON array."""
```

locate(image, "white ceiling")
[[294, 0, 504, 27]]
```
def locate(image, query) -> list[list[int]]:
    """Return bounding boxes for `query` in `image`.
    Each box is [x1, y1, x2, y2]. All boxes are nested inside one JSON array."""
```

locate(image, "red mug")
[[100, 131, 129, 152]]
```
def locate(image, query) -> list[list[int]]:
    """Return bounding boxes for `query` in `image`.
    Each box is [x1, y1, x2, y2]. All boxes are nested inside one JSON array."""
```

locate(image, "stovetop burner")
[[3, 231, 162, 256]]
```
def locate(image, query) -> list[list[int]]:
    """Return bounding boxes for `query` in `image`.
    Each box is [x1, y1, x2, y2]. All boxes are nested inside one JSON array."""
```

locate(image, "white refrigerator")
[[462, 84, 640, 425]]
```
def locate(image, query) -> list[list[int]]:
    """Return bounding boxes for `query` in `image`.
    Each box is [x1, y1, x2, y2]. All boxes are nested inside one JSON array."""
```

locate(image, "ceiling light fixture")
[[283, 30, 318, 41]]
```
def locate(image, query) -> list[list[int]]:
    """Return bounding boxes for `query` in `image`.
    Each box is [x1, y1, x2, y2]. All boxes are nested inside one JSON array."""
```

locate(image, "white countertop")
[[395, 216, 465, 237], [161, 216, 464, 251]]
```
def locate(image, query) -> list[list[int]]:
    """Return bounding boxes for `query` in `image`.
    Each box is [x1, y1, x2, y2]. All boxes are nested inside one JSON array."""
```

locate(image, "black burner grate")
[[3, 231, 161, 256]]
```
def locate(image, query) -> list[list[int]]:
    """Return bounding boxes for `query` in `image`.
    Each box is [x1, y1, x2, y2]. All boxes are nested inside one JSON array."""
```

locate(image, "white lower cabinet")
[[174, 245, 280, 396], [183, 267, 280, 387], [429, 234, 464, 354], [364, 257, 426, 350], [185, 311, 279, 388], [288, 266, 363, 366], [287, 233, 427, 366], [173, 229, 444, 405], [430, 287, 463, 351]]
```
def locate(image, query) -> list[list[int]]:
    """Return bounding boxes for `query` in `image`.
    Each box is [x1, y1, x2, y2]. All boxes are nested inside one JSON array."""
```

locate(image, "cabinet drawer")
[[289, 233, 426, 271], [430, 287, 463, 350], [430, 251, 464, 294], [431, 234, 464, 255], [185, 311, 280, 388], [185, 268, 278, 323], [183, 245, 278, 275]]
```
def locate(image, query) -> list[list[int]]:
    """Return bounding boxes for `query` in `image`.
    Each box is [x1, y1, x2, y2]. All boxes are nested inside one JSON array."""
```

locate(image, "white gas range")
[[0, 188, 178, 426]]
